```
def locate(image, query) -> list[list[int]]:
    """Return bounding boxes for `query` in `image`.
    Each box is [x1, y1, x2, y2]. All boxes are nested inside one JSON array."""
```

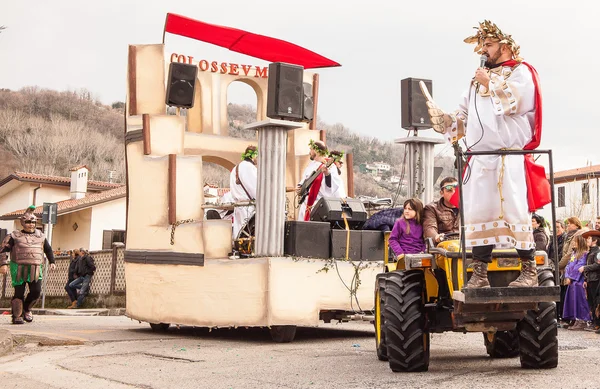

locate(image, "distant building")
[[537, 164, 600, 225], [0, 166, 125, 251], [359, 161, 391, 177]]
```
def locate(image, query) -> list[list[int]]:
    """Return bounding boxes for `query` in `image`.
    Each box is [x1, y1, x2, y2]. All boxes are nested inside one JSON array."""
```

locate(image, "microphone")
[[479, 54, 488, 68]]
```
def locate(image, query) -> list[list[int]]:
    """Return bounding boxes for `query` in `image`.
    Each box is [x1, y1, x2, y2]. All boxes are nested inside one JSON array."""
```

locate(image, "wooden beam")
[[168, 154, 177, 224], [142, 114, 151, 155], [128, 45, 137, 116], [346, 152, 354, 198], [310, 73, 319, 130]]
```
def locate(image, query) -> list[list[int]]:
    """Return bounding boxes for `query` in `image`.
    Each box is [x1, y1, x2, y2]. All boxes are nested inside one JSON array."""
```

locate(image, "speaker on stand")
[[401, 77, 433, 131], [267, 62, 304, 121], [165, 62, 198, 108]]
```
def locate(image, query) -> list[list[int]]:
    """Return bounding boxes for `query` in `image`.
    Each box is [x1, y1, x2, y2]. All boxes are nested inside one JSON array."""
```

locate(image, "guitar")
[[298, 159, 335, 205]]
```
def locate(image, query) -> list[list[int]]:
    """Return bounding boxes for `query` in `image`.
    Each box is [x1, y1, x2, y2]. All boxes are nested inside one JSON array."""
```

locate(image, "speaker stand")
[[395, 134, 444, 205], [244, 119, 302, 256]]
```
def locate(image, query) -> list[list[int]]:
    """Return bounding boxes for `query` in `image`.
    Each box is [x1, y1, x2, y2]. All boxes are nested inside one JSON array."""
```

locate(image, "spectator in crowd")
[[531, 213, 549, 252], [563, 235, 592, 330], [388, 198, 426, 261], [548, 220, 565, 264], [595, 216, 600, 231], [423, 177, 460, 244], [67, 248, 96, 309], [558, 217, 585, 326], [65, 249, 81, 308], [580, 230, 600, 332]]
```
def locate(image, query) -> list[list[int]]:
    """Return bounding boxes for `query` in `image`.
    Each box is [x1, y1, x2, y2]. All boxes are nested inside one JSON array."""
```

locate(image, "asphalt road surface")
[[1, 316, 599, 389]]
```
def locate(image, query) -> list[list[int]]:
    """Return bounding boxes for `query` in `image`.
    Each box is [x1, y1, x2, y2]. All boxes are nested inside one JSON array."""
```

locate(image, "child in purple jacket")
[[389, 198, 426, 260]]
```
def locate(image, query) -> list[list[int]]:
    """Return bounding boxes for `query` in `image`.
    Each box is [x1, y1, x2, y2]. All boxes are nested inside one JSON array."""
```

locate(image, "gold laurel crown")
[[464, 20, 521, 60]]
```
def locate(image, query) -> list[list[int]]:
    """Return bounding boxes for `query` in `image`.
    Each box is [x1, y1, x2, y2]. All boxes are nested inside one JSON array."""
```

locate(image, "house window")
[[557, 186, 565, 208], [582, 183, 590, 204], [102, 229, 126, 250]]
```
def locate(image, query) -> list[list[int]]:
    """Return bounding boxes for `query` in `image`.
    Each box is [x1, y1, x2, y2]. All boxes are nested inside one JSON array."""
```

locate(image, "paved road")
[[1, 316, 599, 389]]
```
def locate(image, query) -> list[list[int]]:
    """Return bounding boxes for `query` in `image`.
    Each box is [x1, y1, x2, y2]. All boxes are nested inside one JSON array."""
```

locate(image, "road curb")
[[1, 308, 126, 317], [0, 329, 13, 357]]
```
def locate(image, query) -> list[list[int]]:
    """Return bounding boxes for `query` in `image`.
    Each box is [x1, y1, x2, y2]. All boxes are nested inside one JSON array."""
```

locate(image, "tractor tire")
[[384, 270, 430, 372], [374, 273, 389, 361], [484, 330, 519, 358], [517, 268, 558, 369], [149, 323, 170, 332], [270, 325, 297, 343]]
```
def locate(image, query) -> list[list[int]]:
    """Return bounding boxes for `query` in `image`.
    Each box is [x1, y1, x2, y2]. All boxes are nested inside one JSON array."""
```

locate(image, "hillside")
[[0, 87, 453, 199]]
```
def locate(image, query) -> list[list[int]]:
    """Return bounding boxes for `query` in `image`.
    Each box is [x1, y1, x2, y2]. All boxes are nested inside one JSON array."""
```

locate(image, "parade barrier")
[[1, 246, 125, 300]]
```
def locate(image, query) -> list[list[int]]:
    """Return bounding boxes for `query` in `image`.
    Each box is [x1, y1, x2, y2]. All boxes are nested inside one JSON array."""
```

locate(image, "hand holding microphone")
[[474, 54, 490, 91]]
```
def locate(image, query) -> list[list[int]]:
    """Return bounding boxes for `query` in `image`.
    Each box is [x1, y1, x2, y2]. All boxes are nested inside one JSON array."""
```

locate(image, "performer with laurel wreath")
[[422, 20, 549, 288]]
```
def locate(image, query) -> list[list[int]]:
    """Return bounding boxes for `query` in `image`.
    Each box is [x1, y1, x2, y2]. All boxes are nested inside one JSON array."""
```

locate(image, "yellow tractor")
[[374, 232, 559, 372]]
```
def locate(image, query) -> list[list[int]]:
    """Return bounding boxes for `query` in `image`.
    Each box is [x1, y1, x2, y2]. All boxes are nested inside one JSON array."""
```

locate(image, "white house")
[[0, 166, 126, 251], [537, 164, 600, 224]]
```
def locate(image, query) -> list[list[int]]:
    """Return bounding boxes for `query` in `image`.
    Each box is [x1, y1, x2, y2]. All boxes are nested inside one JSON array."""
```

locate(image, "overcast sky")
[[1, 0, 598, 171]]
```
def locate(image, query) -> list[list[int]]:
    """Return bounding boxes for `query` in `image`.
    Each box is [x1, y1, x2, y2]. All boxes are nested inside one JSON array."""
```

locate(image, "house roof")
[[0, 185, 126, 220], [69, 165, 90, 172], [0, 172, 121, 190], [552, 165, 600, 183]]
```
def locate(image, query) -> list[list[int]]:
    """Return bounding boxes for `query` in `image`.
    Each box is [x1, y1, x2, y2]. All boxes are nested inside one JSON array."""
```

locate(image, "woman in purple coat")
[[389, 198, 426, 260], [563, 235, 592, 330]]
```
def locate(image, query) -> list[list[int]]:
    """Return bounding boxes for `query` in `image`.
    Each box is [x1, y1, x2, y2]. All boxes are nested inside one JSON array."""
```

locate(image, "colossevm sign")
[[170, 53, 268, 78]]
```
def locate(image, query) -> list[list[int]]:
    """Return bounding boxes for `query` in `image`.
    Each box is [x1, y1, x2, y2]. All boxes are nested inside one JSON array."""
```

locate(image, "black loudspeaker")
[[302, 82, 314, 121], [310, 197, 367, 229], [267, 62, 304, 121], [331, 230, 362, 260], [401, 77, 432, 130], [165, 62, 198, 108], [284, 221, 331, 258], [361, 230, 385, 261]]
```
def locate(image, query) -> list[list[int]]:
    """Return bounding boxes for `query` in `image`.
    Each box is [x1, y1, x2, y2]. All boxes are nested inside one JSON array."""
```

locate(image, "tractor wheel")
[[484, 330, 519, 358], [374, 273, 389, 361], [270, 325, 297, 343], [384, 270, 430, 372], [517, 268, 558, 369], [149, 323, 170, 332]]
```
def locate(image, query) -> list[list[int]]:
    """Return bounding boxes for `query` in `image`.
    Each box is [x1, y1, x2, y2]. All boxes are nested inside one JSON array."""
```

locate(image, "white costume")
[[332, 167, 347, 198], [229, 160, 257, 237], [297, 160, 340, 221], [443, 63, 536, 249]]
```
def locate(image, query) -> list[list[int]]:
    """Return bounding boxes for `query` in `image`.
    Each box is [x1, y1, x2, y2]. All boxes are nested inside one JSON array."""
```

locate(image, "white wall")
[[34, 185, 71, 206], [89, 198, 127, 251], [50, 208, 92, 252], [0, 183, 30, 230]]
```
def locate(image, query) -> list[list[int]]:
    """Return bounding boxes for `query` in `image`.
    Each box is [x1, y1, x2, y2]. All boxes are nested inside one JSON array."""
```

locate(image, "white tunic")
[[297, 160, 340, 221], [229, 160, 257, 238], [444, 63, 537, 249]]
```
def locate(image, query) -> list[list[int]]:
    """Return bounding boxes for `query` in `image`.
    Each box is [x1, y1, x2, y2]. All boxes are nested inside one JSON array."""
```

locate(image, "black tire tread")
[[517, 269, 559, 369], [375, 273, 389, 361], [383, 270, 429, 372], [484, 330, 519, 358]]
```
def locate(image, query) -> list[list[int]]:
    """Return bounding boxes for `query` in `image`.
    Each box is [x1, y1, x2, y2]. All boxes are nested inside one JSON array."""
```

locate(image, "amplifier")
[[284, 221, 331, 258], [361, 230, 385, 261], [331, 230, 362, 260], [310, 197, 367, 229]]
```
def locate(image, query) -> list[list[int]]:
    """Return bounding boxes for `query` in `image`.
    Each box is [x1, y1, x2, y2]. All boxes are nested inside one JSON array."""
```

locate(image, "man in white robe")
[[329, 150, 347, 199], [229, 146, 258, 238], [427, 21, 543, 288], [297, 140, 340, 221]]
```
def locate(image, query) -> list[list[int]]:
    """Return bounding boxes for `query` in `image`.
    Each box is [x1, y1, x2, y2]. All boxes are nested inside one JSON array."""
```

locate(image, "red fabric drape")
[[304, 171, 324, 221], [164, 13, 340, 69]]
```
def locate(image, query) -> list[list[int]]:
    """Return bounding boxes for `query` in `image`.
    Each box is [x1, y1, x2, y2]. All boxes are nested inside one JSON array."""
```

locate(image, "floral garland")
[[464, 20, 521, 61], [308, 139, 328, 156], [241, 148, 258, 161], [328, 150, 345, 163]]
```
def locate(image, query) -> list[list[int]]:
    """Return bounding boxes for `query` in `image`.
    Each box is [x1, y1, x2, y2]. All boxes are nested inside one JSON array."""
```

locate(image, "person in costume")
[[0, 207, 56, 324], [425, 20, 546, 288], [229, 145, 258, 238], [328, 150, 347, 198], [297, 140, 340, 221], [563, 235, 591, 330]]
